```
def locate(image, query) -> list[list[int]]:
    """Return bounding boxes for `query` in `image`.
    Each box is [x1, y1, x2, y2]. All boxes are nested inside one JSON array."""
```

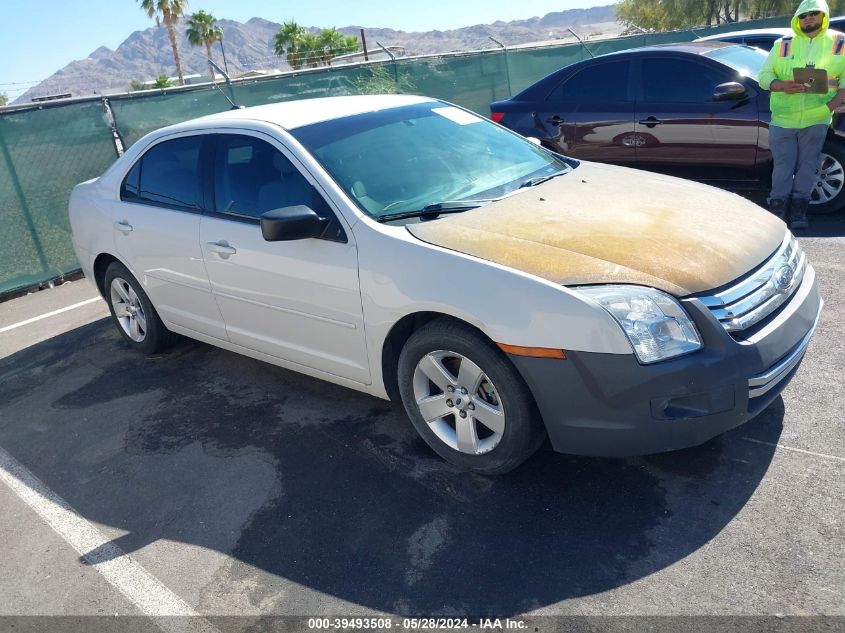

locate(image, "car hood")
[[406, 162, 786, 296]]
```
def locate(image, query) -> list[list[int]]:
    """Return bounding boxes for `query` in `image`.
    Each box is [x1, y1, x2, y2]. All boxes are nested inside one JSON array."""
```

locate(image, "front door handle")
[[207, 241, 237, 256], [114, 220, 133, 234], [638, 116, 663, 128], [546, 115, 564, 126]]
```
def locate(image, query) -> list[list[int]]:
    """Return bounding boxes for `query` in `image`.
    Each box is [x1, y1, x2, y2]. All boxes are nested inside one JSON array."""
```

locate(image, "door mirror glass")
[[260, 205, 328, 241], [713, 82, 748, 101]]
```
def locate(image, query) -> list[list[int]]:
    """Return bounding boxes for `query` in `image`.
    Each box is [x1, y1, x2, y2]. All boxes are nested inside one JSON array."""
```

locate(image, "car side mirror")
[[713, 82, 748, 101], [260, 205, 329, 241]]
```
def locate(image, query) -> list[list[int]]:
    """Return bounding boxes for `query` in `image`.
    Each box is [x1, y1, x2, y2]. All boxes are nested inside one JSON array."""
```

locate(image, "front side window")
[[640, 58, 729, 103], [214, 135, 314, 219], [121, 136, 203, 210]]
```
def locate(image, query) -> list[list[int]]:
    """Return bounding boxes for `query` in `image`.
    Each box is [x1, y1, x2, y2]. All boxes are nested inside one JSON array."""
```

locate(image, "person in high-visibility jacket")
[[759, 0, 845, 229]]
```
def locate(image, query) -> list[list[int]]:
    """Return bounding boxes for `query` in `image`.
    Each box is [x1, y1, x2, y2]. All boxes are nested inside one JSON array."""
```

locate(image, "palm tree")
[[313, 28, 359, 66], [274, 21, 307, 70], [274, 22, 358, 69], [139, 0, 188, 86], [186, 10, 223, 82]]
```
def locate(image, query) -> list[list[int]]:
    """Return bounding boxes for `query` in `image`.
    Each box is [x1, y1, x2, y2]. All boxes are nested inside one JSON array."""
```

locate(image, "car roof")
[[697, 27, 793, 40], [603, 40, 749, 55], [162, 94, 437, 135]]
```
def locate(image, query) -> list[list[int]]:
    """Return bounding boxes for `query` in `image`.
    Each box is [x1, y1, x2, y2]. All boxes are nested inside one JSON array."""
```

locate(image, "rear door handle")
[[546, 115, 564, 126], [638, 117, 663, 128], [207, 241, 237, 256], [114, 220, 133, 234]]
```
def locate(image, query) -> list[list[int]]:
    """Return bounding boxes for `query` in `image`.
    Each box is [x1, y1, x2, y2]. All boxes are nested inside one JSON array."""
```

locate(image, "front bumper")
[[508, 265, 823, 457]]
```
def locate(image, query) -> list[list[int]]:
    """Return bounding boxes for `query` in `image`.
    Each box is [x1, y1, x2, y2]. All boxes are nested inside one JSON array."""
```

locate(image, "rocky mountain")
[[16, 5, 618, 103]]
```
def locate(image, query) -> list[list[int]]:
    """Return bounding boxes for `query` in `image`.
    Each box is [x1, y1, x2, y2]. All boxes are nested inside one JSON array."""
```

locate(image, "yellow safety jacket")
[[759, 0, 845, 128]]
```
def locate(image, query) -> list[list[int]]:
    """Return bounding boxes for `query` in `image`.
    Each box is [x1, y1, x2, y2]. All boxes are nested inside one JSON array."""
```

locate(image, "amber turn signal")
[[497, 343, 566, 359]]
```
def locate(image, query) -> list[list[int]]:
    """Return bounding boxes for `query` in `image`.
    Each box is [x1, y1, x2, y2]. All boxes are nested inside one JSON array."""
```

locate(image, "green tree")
[[309, 28, 360, 66], [0, 92, 8, 106], [139, 0, 188, 85], [153, 74, 174, 88], [129, 79, 147, 91], [186, 9, 223, 82], [615, 0, 800, 28], [352, 65, 415, 95], [274, 21, 307, 69], [274, 21, 358, 69]]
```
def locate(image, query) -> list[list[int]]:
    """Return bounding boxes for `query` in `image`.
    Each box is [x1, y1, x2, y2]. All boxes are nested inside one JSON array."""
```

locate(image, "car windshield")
[[289, 102, 571, 220], [703, 45, 768, 80]]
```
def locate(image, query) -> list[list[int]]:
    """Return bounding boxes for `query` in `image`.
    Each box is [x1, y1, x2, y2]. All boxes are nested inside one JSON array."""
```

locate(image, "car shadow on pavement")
[[0, 319, 782, 616]]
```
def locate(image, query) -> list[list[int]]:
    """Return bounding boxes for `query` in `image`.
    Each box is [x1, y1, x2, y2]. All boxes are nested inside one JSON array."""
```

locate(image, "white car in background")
[[69, 95, 822, 474]]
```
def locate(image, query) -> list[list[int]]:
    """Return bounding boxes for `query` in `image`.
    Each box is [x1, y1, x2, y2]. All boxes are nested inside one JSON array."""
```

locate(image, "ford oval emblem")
[[773, 264, 795, 293]]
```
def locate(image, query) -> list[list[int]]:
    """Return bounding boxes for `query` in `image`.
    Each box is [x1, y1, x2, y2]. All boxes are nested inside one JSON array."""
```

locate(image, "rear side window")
[[121, 136, 203, 211], [548, 60, 631, 103]]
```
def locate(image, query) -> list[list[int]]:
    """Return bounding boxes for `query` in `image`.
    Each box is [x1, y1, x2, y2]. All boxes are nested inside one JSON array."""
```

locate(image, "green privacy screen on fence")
[[0, 102, 117, 295], [0, 16, 786, 295]]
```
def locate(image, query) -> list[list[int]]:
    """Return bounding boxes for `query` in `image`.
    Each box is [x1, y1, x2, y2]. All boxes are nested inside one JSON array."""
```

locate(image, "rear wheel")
[[809, 140, 845, 214], [104, 261, 178, 354], [398, 318, 545, 475]]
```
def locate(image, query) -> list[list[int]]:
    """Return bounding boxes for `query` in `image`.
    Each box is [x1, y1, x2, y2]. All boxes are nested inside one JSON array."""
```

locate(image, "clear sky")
[[0, 0, 603, 99]]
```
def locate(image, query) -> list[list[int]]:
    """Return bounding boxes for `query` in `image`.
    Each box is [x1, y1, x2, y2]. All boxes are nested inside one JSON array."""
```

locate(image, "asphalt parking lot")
[[0, 216, 843, 633]]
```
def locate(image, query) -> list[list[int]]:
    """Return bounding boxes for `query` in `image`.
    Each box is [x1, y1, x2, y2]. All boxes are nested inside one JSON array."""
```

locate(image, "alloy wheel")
[[109, 277, 147, 342], [411, 350, 506, 455], [811, 151, 845, 206]]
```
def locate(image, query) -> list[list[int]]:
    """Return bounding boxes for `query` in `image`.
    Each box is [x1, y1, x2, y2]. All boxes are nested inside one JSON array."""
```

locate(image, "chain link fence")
[[0, 16, 785, 296]]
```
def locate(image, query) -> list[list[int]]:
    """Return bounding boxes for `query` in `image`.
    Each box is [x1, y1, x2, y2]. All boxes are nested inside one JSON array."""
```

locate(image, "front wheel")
[[397, 318, 545, 475], [809, 140, 845, 214]]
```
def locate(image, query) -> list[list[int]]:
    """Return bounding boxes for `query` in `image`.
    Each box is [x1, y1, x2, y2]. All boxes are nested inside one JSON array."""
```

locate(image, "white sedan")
[[69, 95, 822, 474]]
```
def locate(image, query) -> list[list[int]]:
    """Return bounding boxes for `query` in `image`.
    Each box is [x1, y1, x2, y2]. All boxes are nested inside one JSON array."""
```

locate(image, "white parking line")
[[741, 437, 845, 463], [0, 444, 219, 633], [0, 297, 103, 334]]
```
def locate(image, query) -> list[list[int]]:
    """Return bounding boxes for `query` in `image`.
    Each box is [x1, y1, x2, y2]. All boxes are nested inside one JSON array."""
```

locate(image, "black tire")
[[397, 318, 546, 475], [809, 139, 845, 215], [104, 261, 179, 354]]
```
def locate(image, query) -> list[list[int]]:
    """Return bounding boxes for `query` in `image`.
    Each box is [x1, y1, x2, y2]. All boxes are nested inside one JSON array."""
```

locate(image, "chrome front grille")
[[697, 232, 805, 333]]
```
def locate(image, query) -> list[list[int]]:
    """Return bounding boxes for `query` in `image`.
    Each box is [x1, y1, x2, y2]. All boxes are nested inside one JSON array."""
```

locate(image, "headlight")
[[575, 285, 702, 364]]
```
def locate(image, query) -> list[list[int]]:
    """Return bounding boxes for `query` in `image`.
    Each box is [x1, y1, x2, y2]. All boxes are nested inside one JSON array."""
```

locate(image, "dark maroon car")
[[491, 41, 845, 214]]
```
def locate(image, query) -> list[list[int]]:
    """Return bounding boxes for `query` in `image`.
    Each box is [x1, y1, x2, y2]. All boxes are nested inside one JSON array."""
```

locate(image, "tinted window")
[[641, 58, 728, 102], [548, 60, 631, 103], [121, 160, 141, 200], [214, 135, 314, 219], [128, 136, 203, 210]]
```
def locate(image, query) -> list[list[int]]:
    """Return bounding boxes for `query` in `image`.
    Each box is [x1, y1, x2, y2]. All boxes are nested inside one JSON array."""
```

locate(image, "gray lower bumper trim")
[[748, 300, 823, 399]]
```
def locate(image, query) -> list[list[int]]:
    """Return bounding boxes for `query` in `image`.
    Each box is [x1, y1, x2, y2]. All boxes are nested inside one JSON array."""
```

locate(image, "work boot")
[[789, 197, 810, 230], [767, 197, 789, 221]]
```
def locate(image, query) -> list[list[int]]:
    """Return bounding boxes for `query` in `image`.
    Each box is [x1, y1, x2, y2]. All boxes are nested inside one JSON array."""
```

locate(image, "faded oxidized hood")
[[406, 162, 786, 296]]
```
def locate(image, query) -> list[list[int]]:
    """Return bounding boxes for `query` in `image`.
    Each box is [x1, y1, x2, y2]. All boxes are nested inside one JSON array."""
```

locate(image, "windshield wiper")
[[520, 168, 570, 188], [376, 200, 491, 223]]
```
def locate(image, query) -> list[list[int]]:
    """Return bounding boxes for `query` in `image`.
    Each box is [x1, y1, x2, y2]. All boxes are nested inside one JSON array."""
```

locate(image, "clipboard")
[[793, 67, 829, 94]]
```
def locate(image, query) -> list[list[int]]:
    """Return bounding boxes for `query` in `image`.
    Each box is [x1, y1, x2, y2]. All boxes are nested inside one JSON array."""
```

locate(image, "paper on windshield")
[[432, 106, 482, 125]]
